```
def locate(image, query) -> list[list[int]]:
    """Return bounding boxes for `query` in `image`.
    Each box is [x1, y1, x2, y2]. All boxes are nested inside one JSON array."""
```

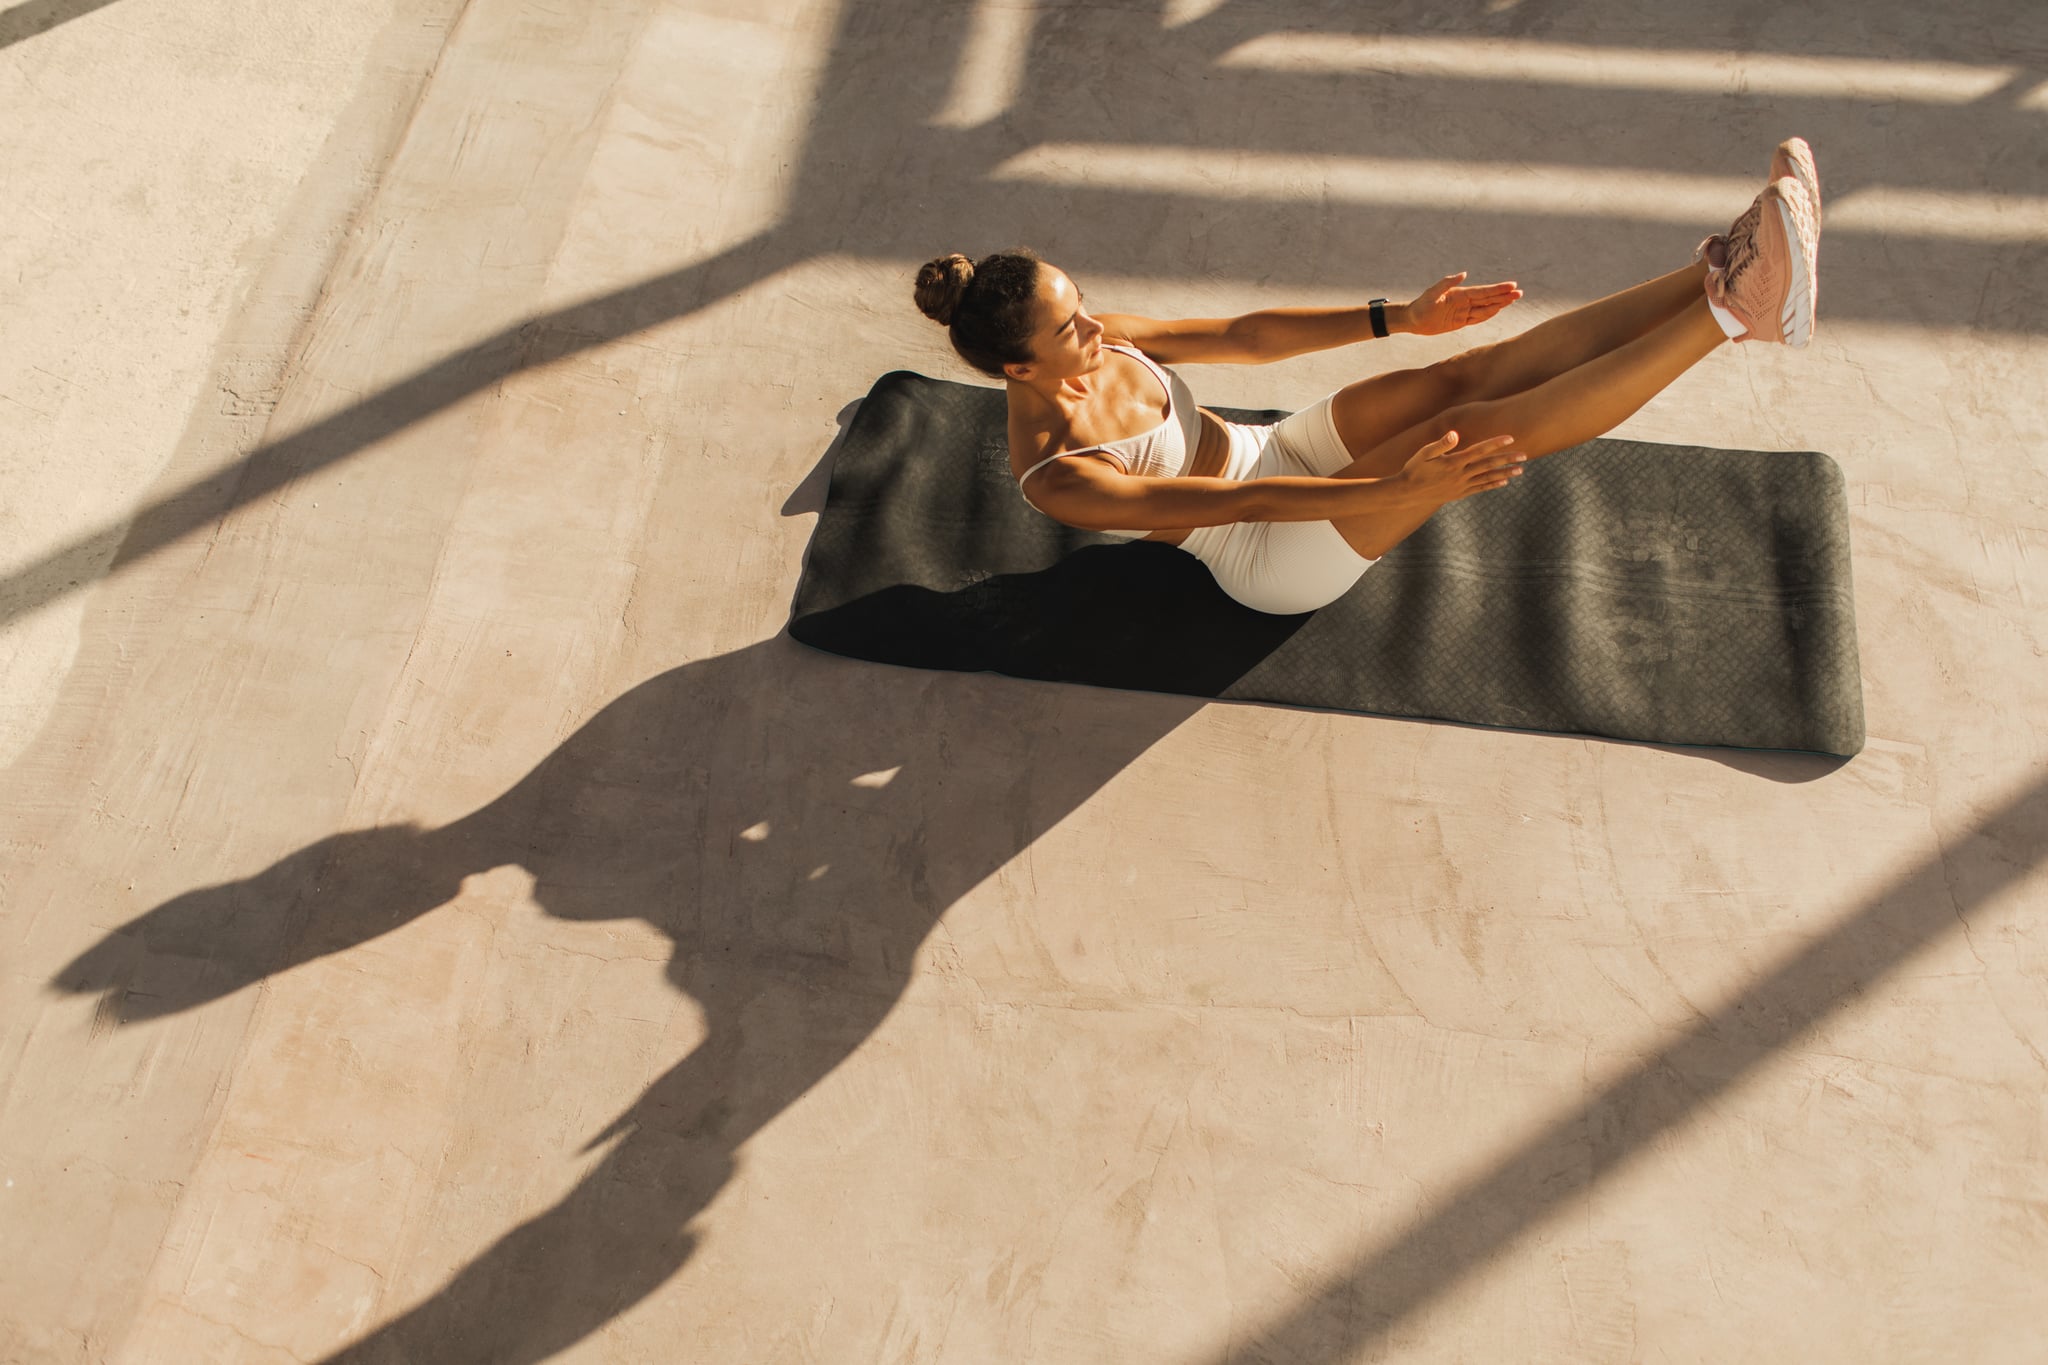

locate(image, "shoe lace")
[[1719, 198, 1766, 291]]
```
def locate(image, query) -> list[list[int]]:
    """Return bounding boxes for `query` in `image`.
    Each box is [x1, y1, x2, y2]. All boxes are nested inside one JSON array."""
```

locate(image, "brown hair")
[[913, 248, 1045, 378]]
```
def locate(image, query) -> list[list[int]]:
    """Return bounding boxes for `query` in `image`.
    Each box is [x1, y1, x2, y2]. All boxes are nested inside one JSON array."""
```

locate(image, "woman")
[[913, 139, 1822, 615]]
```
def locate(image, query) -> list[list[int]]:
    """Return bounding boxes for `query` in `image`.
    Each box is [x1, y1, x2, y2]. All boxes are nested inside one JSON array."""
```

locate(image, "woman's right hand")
[[1397, 430, 1527, 505]]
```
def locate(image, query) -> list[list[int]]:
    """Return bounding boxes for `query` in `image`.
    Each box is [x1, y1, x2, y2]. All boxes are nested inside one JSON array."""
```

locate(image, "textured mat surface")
[[789, 371, 1865, 756]]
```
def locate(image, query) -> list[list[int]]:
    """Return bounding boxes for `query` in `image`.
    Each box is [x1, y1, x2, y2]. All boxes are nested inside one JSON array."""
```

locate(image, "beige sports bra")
[[1015, 343, 1203, 540]]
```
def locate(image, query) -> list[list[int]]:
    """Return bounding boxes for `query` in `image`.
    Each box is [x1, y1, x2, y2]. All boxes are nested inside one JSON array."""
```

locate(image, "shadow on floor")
[[31, 0, 2046, 1355], [0, 0, 122, 50], [1206, 768, 2048, 1362], [6, 0, 2043, 631], [54, 635, 1200, 1363], [52, 651, 2042, 1360]]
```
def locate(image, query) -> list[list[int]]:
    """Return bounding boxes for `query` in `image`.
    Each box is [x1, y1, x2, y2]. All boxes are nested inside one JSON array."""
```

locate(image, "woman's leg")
[[1326, 296, 1729, 561], [1325, 259, 1710, 468]]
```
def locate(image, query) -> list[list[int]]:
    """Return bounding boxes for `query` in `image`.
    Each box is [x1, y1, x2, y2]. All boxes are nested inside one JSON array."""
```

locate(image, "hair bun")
[[914, 253, 975, 325]]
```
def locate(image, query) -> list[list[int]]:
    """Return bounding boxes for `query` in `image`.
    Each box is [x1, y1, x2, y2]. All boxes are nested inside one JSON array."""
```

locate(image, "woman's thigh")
[[1322, 358, 1477, 479]]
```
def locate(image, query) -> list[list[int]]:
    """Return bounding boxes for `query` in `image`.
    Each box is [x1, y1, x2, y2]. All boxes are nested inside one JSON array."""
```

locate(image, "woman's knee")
[[1455, 390, 1517, 429], [1428, 398, 1521, 449], [1429, 344, 1500, 407], [1438, 395, 1566, 459]]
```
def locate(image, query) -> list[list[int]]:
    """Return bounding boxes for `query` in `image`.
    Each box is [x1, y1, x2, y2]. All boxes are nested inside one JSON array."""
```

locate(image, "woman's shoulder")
[[1003, 346, 1149, 471], [1006, 391, 1072, 473]]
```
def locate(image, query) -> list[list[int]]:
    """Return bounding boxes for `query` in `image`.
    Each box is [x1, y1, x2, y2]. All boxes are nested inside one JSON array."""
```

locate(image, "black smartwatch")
[[1368, 297, 1391, 338]]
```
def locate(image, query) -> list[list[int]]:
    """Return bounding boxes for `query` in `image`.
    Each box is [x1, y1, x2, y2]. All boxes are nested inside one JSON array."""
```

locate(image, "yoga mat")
[[789, 370, 1865, 757]]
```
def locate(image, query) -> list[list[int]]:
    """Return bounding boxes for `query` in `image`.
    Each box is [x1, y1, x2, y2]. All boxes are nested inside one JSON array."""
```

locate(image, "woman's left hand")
[[1403, 273, 1523, 336]]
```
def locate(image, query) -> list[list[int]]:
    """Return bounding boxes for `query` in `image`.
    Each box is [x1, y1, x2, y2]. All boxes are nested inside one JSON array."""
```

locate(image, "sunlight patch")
[[1217, 33, 2019, 105], [931, 1, 1035, 128], [993, 145, 2048, 242]]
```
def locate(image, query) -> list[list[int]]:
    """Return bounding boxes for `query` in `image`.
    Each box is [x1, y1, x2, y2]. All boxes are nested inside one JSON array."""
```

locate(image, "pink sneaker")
[[1771, 137, 1821, 229], [1703, 177, 1820, 346]]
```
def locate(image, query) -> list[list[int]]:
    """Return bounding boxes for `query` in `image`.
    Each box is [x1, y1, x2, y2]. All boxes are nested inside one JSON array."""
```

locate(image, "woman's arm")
[[1096, 273, 1522, 366], [1024, 433, 1522, 532]]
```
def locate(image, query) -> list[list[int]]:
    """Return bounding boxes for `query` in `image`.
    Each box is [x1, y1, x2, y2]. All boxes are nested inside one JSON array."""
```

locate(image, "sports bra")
[[1015, 343, 1202, 541]]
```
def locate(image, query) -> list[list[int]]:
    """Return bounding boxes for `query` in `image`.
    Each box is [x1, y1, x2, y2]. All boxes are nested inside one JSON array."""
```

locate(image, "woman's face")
[[1008, 265, 1105, 382]]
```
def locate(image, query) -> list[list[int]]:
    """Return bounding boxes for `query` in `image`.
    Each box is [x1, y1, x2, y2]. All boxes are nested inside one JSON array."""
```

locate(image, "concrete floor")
[[4, 0, 2046, 1360]]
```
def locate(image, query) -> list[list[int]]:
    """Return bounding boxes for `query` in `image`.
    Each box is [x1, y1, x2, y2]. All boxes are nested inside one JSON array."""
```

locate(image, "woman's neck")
[[1017, 351, 1116, 413]]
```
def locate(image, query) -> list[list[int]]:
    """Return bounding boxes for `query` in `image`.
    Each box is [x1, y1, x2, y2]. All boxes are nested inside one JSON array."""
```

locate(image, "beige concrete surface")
[[2, 1, 2045, 1361]]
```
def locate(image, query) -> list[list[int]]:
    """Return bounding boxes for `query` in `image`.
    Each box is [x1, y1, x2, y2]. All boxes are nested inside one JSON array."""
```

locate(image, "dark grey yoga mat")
[[788, 371, 1864, 757]]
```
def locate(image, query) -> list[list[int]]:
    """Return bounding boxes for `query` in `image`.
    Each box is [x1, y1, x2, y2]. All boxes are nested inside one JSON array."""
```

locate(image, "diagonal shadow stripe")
[[0, 0, 975, 632], [0, 227, 805, 633], [1199, 769, 2048, 1363], [0, 0, 121, 48], [7, 0, 2041, 640]]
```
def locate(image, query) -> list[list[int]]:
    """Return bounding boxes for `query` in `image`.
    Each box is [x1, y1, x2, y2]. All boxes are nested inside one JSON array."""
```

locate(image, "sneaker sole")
[[1770, 184, 1818, 347], [1772, 137, 1821, 228]]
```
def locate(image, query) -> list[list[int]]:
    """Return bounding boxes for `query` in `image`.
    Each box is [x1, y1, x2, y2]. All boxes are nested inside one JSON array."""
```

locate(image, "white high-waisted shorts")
[[1178, 395, 1378, 615]]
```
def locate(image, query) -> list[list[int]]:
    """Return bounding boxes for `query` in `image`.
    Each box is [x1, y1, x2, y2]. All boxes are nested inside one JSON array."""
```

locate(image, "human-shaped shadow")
[[54, 635, 1199, 1362]]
